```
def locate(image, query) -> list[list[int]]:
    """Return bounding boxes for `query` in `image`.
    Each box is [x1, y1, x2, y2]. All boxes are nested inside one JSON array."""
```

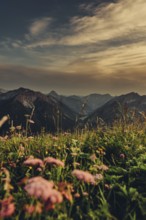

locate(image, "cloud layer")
[[0, 0, 146, 95]]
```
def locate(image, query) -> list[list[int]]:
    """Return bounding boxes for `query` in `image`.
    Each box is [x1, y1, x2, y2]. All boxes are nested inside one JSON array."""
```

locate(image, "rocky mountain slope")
[[85, 92, 146, 126], [0, 88, 77, 133], [48, 91, 112, 116], [1, 88, 146, 133]]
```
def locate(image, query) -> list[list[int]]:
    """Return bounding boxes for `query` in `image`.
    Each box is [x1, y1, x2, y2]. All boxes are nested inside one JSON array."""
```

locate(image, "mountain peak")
[[124, 92, 140, 97], [49, 90, 59, 97]]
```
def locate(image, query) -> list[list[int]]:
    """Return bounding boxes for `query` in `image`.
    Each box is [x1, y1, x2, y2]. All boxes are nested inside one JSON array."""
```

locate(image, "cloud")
[[28, 17, 52, 37], [18, 0, 146, 50], [1, 0, 146, 95], [60, 0, 146, 46], [25, 37, 56, 48], [0, 64, 146, 95]]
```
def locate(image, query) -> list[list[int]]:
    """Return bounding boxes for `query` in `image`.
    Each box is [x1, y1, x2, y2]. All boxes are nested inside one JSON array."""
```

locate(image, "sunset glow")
[[0, 0, 146, 95]]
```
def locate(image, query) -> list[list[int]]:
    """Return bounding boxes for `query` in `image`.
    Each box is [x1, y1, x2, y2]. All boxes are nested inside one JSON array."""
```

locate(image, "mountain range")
[[0, 88, 146, 133], [85, 92, 146, 127], [47, 90, 112, 115]]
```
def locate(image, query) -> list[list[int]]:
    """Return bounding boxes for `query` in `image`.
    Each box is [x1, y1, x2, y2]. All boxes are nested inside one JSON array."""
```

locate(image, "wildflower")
[[58, 182, 73, 202], [24, 203, 42, 215], [4, 135, 8, 140], [23, 157, 44, 167], [19, 144, 25, 152], [72, 139, 78, 145], [36, 167, 43, 172], [104, 184, 111, 190], [0, 196, 15, 218], [18, 144, 25, 157], [120, 153, 125, 159], [10, 126, 15, 132], [94, 174, 103, 181], [27, 136, 34, 140], [72, 169, 96, 184], [52, 136, 58, 141], [90, 154, 97, 161], [44, 157, 64, 167], [18, 177, 29, 186], [63, 132, 71, 136], [24, 205, 35, 214], [45, 189, 63, 210], [8, 160, 16, 168], [82, 192, 88, 196], [96, 148, 105, 155], [16, 125, 22, 130], [24, 177, 54, 201], [0, 136, 8, 142], [74, 193, 80, 198], [97, 164, 109, 171], [25, 177, 63, 211]]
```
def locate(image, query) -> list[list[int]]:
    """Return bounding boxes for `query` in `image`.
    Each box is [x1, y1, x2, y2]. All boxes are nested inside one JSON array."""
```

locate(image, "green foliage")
[[0, 120, 146, 219]]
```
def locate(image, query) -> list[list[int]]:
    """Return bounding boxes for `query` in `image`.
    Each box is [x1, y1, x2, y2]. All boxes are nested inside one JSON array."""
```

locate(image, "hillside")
[[0, 88, 76, 133], [1, 89, 146, 133], [86, 92, 146, 126], [48, 91, 112, 115], [0, 88, 113, 133]]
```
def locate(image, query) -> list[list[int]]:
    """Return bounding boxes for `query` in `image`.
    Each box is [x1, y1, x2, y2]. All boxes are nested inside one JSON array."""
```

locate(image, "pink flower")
[[120, 153, 125, 159], [24, 177, 54, 201], [0, 196, 15, 218], [24, 177, 63, 210], [72, 169, 95, 184], [23, 157, 44, 167], [44, 157, 64, 167], [45, 190, 63, 210], [47, 190, 63, 204]]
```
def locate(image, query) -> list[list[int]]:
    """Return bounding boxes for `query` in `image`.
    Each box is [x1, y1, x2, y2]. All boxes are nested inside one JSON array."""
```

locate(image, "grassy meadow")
[[0, 115, 146, 220]]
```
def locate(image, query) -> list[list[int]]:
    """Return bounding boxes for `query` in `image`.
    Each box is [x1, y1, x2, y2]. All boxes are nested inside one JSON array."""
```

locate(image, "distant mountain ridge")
[[0, 88, 77, 133], [48, 90, 112, 115], [0, 88, 146, 133], [85, 92, 146, 126]]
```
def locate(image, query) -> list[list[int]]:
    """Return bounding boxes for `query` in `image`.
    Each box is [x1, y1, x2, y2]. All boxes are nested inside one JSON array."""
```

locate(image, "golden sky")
[[0, 0, 146, 95]]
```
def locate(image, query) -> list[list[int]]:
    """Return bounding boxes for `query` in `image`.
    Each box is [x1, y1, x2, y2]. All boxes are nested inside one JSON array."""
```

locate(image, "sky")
[[0, 0, 146, 95]]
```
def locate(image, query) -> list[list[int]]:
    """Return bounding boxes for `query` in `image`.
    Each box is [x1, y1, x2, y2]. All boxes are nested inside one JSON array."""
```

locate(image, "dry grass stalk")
[[0, 115, 9, 128]]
